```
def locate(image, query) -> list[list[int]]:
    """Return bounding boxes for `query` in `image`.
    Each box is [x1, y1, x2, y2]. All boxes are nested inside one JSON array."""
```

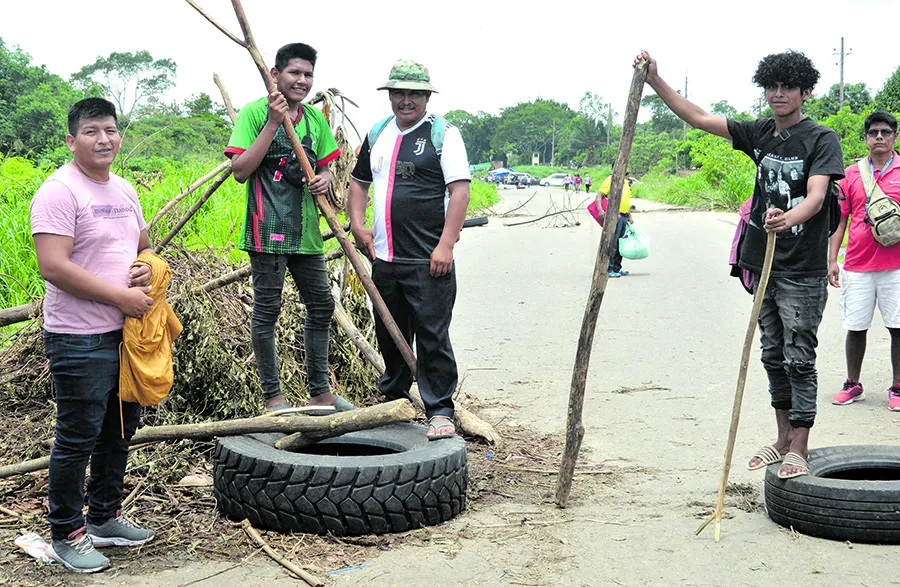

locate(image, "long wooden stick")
[[0, 400, 414, 479], [0, 301, 40, 327], [148, 160, 231, 230], [0, 225, 351, 327], [696, 230, 777, 542], [241, 519, 324, 586], [186, 0, 417, 378], [555, 60, 648, 508], [329, 295, 500, 443], [154, 167, 234, 253], [213, 73, 237, 124]]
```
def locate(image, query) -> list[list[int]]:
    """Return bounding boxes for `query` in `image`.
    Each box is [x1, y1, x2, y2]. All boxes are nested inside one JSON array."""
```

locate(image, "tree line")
[[446, 71, 900, 173], [2, 36, 900, 179], [0, 39, 229, 171]]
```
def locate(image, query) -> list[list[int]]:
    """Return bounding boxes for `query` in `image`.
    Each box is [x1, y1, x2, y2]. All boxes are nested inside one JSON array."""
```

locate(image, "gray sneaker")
[[87, 512, 155, 547], [47, 528, 111, 573]]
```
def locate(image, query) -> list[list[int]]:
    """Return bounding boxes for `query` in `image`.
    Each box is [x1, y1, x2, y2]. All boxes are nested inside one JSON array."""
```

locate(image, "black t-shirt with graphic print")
[[728, 118, 845, 277]]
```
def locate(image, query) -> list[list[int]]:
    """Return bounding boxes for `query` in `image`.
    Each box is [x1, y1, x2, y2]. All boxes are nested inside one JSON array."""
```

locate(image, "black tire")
[[462, 216, 488, 228], [213, 423, 467, 536], [764, 445, 900, 543]]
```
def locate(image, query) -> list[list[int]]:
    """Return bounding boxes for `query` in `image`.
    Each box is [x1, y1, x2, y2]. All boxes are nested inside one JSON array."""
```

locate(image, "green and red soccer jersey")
[[225, 98, 340, 255]]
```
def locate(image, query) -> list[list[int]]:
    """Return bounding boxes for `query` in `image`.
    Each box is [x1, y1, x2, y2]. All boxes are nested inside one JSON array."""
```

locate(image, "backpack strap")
[[367, 114, 450, 155], [367, 116, 395, 148], [430, 115, 448, 155], [754, 118, 814, 165]]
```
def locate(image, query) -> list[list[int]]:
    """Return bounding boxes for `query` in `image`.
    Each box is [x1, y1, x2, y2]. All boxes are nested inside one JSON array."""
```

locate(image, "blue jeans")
[[754, 276, 828, 428], [44, 330, 141, 541], [372, 260, 458, 419], [608, 214, 628, 272], [249, 253, 334, 400]]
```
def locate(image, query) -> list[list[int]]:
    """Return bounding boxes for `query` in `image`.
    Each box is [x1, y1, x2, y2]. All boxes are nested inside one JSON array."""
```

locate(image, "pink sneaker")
[[889, 386, 900, 411], [832, 379, 865, 405]]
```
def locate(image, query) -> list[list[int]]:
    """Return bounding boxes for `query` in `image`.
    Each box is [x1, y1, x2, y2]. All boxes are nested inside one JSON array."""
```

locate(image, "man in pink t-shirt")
[[30, 98, 156, 573], [828, 111, 900, 411]]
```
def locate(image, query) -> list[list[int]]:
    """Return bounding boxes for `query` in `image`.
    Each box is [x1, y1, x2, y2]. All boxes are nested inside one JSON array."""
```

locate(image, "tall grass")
[[1, 157, 499, 310], [0, 156, 51, 307]]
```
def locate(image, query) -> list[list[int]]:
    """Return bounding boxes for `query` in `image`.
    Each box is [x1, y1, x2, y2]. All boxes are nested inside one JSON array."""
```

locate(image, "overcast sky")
[[2, 0, 896, 145]]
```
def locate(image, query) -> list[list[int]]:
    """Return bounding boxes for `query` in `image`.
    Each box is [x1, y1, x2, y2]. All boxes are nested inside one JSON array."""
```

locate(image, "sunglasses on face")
[[866, 129, 896, 138]]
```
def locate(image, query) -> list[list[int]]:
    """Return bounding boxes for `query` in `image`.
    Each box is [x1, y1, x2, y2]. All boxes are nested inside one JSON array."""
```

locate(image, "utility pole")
[[683, 70, 688, 141], [607, 103, 612, 147], [551, 120, 556, 165], [833, 37, 853, 110]]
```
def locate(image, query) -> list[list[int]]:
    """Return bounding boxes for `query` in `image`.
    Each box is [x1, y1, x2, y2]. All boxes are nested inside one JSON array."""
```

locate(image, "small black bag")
[[280, 105, 318, 188]]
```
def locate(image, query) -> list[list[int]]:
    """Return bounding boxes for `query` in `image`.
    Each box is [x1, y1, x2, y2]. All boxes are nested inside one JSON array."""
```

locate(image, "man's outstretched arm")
[[636, 50, 731, 140]]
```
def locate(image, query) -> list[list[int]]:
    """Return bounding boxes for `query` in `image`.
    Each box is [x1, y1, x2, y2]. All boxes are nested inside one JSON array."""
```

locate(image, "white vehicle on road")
[[539, 173, 568, 187]]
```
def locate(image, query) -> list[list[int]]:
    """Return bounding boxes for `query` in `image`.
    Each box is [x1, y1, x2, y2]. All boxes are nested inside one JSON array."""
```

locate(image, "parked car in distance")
[[540, 173, 568, 187]]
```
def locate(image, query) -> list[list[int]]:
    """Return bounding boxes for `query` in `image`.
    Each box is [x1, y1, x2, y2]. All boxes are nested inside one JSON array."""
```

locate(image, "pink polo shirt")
[[839, 152, 900, 272], [30, 163, 146, 334]]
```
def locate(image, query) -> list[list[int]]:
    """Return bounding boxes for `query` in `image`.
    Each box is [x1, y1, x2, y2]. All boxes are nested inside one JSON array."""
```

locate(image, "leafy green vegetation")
[[1, 33, 897, 308]]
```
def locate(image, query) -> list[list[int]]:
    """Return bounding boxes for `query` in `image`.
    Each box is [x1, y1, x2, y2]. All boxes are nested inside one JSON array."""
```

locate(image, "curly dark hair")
[[752, 50, 820, 92]]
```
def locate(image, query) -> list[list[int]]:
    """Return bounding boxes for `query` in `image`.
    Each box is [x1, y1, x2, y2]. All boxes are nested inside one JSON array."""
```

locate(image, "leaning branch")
[[148, 160, 231, 230], [0, 399, 416, 479], [242, 519, 324, 586], [184, 0, 246, 47], [154, 167, 234, 253], [555, 60, 648, 508], [213, 73, 238, 123]]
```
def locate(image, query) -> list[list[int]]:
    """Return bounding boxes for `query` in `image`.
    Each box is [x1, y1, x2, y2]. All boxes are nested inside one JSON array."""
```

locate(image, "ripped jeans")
[[754, 275, 828, 428]]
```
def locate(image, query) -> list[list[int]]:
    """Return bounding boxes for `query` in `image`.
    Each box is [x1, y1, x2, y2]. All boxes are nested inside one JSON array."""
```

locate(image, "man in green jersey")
[[225, 42, 351, 414]]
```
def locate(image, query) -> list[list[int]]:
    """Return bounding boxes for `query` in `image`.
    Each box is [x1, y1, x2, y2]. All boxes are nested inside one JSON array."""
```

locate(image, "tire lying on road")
[[765, 445, 900, 544], [213, 423, 468, 536]]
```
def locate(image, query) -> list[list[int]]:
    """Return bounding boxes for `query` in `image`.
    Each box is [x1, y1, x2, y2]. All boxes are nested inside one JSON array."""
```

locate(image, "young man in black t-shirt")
[[635, 49, 844, 479]]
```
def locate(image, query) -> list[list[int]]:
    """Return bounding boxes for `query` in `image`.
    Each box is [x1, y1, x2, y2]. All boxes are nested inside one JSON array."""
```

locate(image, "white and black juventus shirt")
[[352, 113, 470, 263]]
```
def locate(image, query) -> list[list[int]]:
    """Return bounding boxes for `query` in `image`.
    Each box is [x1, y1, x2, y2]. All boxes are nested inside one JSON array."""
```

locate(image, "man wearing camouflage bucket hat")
[[349, 59, 471, 440]]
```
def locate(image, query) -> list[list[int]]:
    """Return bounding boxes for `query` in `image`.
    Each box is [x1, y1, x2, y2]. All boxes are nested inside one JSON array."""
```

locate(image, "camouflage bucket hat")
[[377, 59, 439, 93]]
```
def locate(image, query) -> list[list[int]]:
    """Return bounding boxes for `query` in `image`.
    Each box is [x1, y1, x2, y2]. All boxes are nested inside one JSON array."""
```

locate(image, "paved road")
[[87, 186, 900, 586]]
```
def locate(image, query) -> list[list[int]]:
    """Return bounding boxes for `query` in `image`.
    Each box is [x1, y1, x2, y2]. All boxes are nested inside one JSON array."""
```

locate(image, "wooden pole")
[[555, 60, 648, 508], [274, 399, 416, 450], [0, 225, 351, 328], [213, 72, 238, 124], [0, 301, 40, 327], [148, 160, 231, 230], [185, 0, 418, 378], [154, 167, 234, 253], [329, 295, 500, 443], [696, 231, 777, 542], [332, 296, 386, 373], [0, 399, 415, 479]]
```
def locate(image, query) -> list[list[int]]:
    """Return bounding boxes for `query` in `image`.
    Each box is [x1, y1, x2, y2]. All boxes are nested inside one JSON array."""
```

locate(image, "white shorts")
[[840, 268, 900, 331]]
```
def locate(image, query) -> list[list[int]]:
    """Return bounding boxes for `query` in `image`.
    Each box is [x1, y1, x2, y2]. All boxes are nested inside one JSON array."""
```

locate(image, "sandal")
[[777, 452, 810, 479], [747, 445, 785, 471], [426, 416, 456, 441]]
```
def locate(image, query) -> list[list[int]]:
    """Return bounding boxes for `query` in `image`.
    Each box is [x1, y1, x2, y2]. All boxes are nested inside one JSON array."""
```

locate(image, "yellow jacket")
[[119, 251, 183, 407], [599, 175, 632, 215]]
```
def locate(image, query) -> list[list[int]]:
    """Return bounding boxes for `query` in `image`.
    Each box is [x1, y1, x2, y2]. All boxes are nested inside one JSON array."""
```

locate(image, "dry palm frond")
[[307, 88, 359, 211]]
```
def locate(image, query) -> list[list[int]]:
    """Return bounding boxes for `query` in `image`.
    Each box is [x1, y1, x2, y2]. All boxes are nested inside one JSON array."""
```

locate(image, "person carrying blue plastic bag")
[[597, 171, 636, 277]]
